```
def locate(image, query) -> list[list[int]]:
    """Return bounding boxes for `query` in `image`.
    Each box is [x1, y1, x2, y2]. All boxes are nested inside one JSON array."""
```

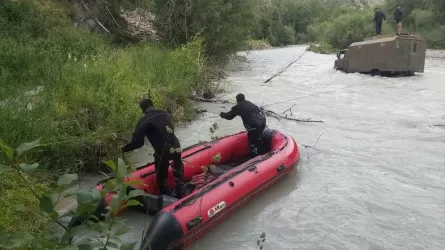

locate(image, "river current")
[[75, 45, 445, 250]]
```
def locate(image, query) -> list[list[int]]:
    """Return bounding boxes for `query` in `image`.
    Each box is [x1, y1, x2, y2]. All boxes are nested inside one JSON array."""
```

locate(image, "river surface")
[[75, 45, 445, 250]]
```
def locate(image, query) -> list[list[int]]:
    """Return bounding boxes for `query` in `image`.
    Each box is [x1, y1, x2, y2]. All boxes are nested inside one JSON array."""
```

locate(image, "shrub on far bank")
[[246, 39, 272, 50], [308, 10, 393, 50], [307, 42, 336, 54]]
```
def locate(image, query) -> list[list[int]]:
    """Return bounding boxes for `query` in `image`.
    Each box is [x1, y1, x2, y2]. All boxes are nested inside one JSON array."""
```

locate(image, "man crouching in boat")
[[122, 98, 185, 198], [220, 93, 266, 157]]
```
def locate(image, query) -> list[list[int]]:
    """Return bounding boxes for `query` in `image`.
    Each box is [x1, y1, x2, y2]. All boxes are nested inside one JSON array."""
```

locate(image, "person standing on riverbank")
[[220, 94, 266, 157], [373, 8, 386, 36], [122, 98, 185, 198], [393, 5, 404, 35]]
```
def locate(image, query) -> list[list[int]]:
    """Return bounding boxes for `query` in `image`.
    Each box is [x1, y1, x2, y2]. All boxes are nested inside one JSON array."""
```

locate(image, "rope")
[[260, 82, 368, 108]]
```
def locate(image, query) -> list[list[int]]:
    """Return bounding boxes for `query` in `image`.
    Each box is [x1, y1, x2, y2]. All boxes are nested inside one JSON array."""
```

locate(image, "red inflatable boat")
[[68, 128, 300, 250]]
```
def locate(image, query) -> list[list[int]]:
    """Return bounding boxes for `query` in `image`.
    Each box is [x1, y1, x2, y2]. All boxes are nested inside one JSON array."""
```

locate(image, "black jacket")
[[374, 10, 386, 23], [220, 100, 266, 130], [393, 8, 403, 21], [122, 108, 180, 154]]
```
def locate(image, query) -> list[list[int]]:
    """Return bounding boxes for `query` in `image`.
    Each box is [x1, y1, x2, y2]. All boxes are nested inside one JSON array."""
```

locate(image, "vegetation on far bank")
[[250, 0, 445, 53]]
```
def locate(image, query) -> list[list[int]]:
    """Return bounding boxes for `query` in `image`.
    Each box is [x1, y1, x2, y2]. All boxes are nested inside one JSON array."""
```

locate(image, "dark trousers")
[[376, 21, 382, 35], [154, 150, 184, 196], [247, 124, 266, 157]]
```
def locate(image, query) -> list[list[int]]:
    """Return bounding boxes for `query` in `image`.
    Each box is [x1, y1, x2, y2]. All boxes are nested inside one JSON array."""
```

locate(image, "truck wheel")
[[371, 69, 381, 77]]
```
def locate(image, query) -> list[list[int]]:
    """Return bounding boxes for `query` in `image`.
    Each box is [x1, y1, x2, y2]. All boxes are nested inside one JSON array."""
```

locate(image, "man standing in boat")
[[373, 8, 386, 36], [393, 5, 404, 35], [122, 98, 185, 198], [220, 93, 266, 157]]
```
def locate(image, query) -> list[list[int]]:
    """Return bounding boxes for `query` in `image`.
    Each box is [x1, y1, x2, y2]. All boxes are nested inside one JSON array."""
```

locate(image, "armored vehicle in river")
[[334, 34, 427, 76]]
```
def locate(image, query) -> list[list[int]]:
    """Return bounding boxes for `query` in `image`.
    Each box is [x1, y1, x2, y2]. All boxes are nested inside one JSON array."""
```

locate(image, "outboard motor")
[[139, 211, 184, 250]]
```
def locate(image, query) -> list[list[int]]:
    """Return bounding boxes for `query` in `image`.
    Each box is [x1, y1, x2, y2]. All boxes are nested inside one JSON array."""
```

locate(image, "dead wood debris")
[[191, 96, 324, 123], [190, 96, 233, 104], [261, 108, 324, 123]]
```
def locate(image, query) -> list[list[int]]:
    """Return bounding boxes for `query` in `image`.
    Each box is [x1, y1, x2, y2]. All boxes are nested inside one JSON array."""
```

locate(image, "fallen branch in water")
[[194, 108, 207, 114], [314, 131, 325, 148], [303, 131, 325, 160], [190, 95, 233, 104], [263, 48, 309, 84], [302, 145, 320, 151], [434, 124, 445, 127], [283, 104, 297, 116], [261, 108, 324, 123]]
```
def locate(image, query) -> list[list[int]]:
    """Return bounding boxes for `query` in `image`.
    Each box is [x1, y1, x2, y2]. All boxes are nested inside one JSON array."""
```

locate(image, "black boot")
[[173, 184, 186, 199], [249, 145, 259, 158]]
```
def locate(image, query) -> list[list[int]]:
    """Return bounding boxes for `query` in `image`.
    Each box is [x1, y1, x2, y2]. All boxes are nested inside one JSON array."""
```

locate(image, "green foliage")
[[382, 0, 445, 49], [250, 0, 445, 51], [246, 39, 272, 50], [150, 0, 256, 62], [0, 0, 207, 173], [0, 139, 144, 249], [307, 42, 336, 54], [309, 10, 393, 49], [0, 171, 51, 235]]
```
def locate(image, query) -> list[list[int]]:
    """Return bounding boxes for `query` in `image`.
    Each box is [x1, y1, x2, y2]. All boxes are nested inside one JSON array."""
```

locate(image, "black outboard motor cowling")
[[139, 211, 184, 250]]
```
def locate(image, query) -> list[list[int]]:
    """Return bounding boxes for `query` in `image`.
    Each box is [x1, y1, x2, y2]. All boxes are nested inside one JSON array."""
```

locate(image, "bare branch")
[[261, 108, 324, 123], [105, 4, 120, 28], [283, 104, 297, 115], [314, 131, 326, 148], [263, 48, 308, 84], [303, 145, 321, 152]]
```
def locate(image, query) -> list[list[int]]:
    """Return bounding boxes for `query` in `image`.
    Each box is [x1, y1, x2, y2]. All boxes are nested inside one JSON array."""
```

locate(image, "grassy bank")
[[0, 0, 208, 235], [0, 0, 207, 174]]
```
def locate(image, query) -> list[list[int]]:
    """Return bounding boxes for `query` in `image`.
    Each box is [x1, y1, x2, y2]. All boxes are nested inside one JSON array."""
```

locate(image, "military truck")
[[334, 34, 427, 76]]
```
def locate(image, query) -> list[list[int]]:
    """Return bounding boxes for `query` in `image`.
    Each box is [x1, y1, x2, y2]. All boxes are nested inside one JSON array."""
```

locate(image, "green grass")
[[0, 0, 210, 236], [0, 171, 51, 235], [246, 39, 272, 50], [0, 0, 208, 175]]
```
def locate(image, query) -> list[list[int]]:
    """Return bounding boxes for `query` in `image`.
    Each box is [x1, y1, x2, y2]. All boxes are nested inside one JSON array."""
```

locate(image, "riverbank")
[[0, 0, 222, 237]]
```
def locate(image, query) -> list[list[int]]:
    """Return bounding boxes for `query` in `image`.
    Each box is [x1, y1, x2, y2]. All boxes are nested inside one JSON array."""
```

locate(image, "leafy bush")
[[249, 0, 445, 51], [307, 42, 336, 54], [382, 0, 445, 49], [246, 39, 272, 50], [150, 0, 256, 62], [0, 139, 144, 249], [0, 171, 51, 235], [0, 0, 207, 173]]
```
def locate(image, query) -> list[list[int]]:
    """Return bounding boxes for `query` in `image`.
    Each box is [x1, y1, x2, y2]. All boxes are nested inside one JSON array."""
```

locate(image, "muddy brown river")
[[71, 45, 445, 250]]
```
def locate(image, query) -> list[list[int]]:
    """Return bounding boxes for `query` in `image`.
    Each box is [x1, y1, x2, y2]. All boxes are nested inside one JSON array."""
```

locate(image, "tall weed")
[[0, 1, 207, 173]]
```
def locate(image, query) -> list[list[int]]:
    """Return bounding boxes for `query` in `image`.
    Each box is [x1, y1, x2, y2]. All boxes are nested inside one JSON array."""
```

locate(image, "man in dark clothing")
[[220, 94, 266, 157], [122, 99, 185, 198], [393, 6, 403, 35], [373, 8, 386, 36]]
